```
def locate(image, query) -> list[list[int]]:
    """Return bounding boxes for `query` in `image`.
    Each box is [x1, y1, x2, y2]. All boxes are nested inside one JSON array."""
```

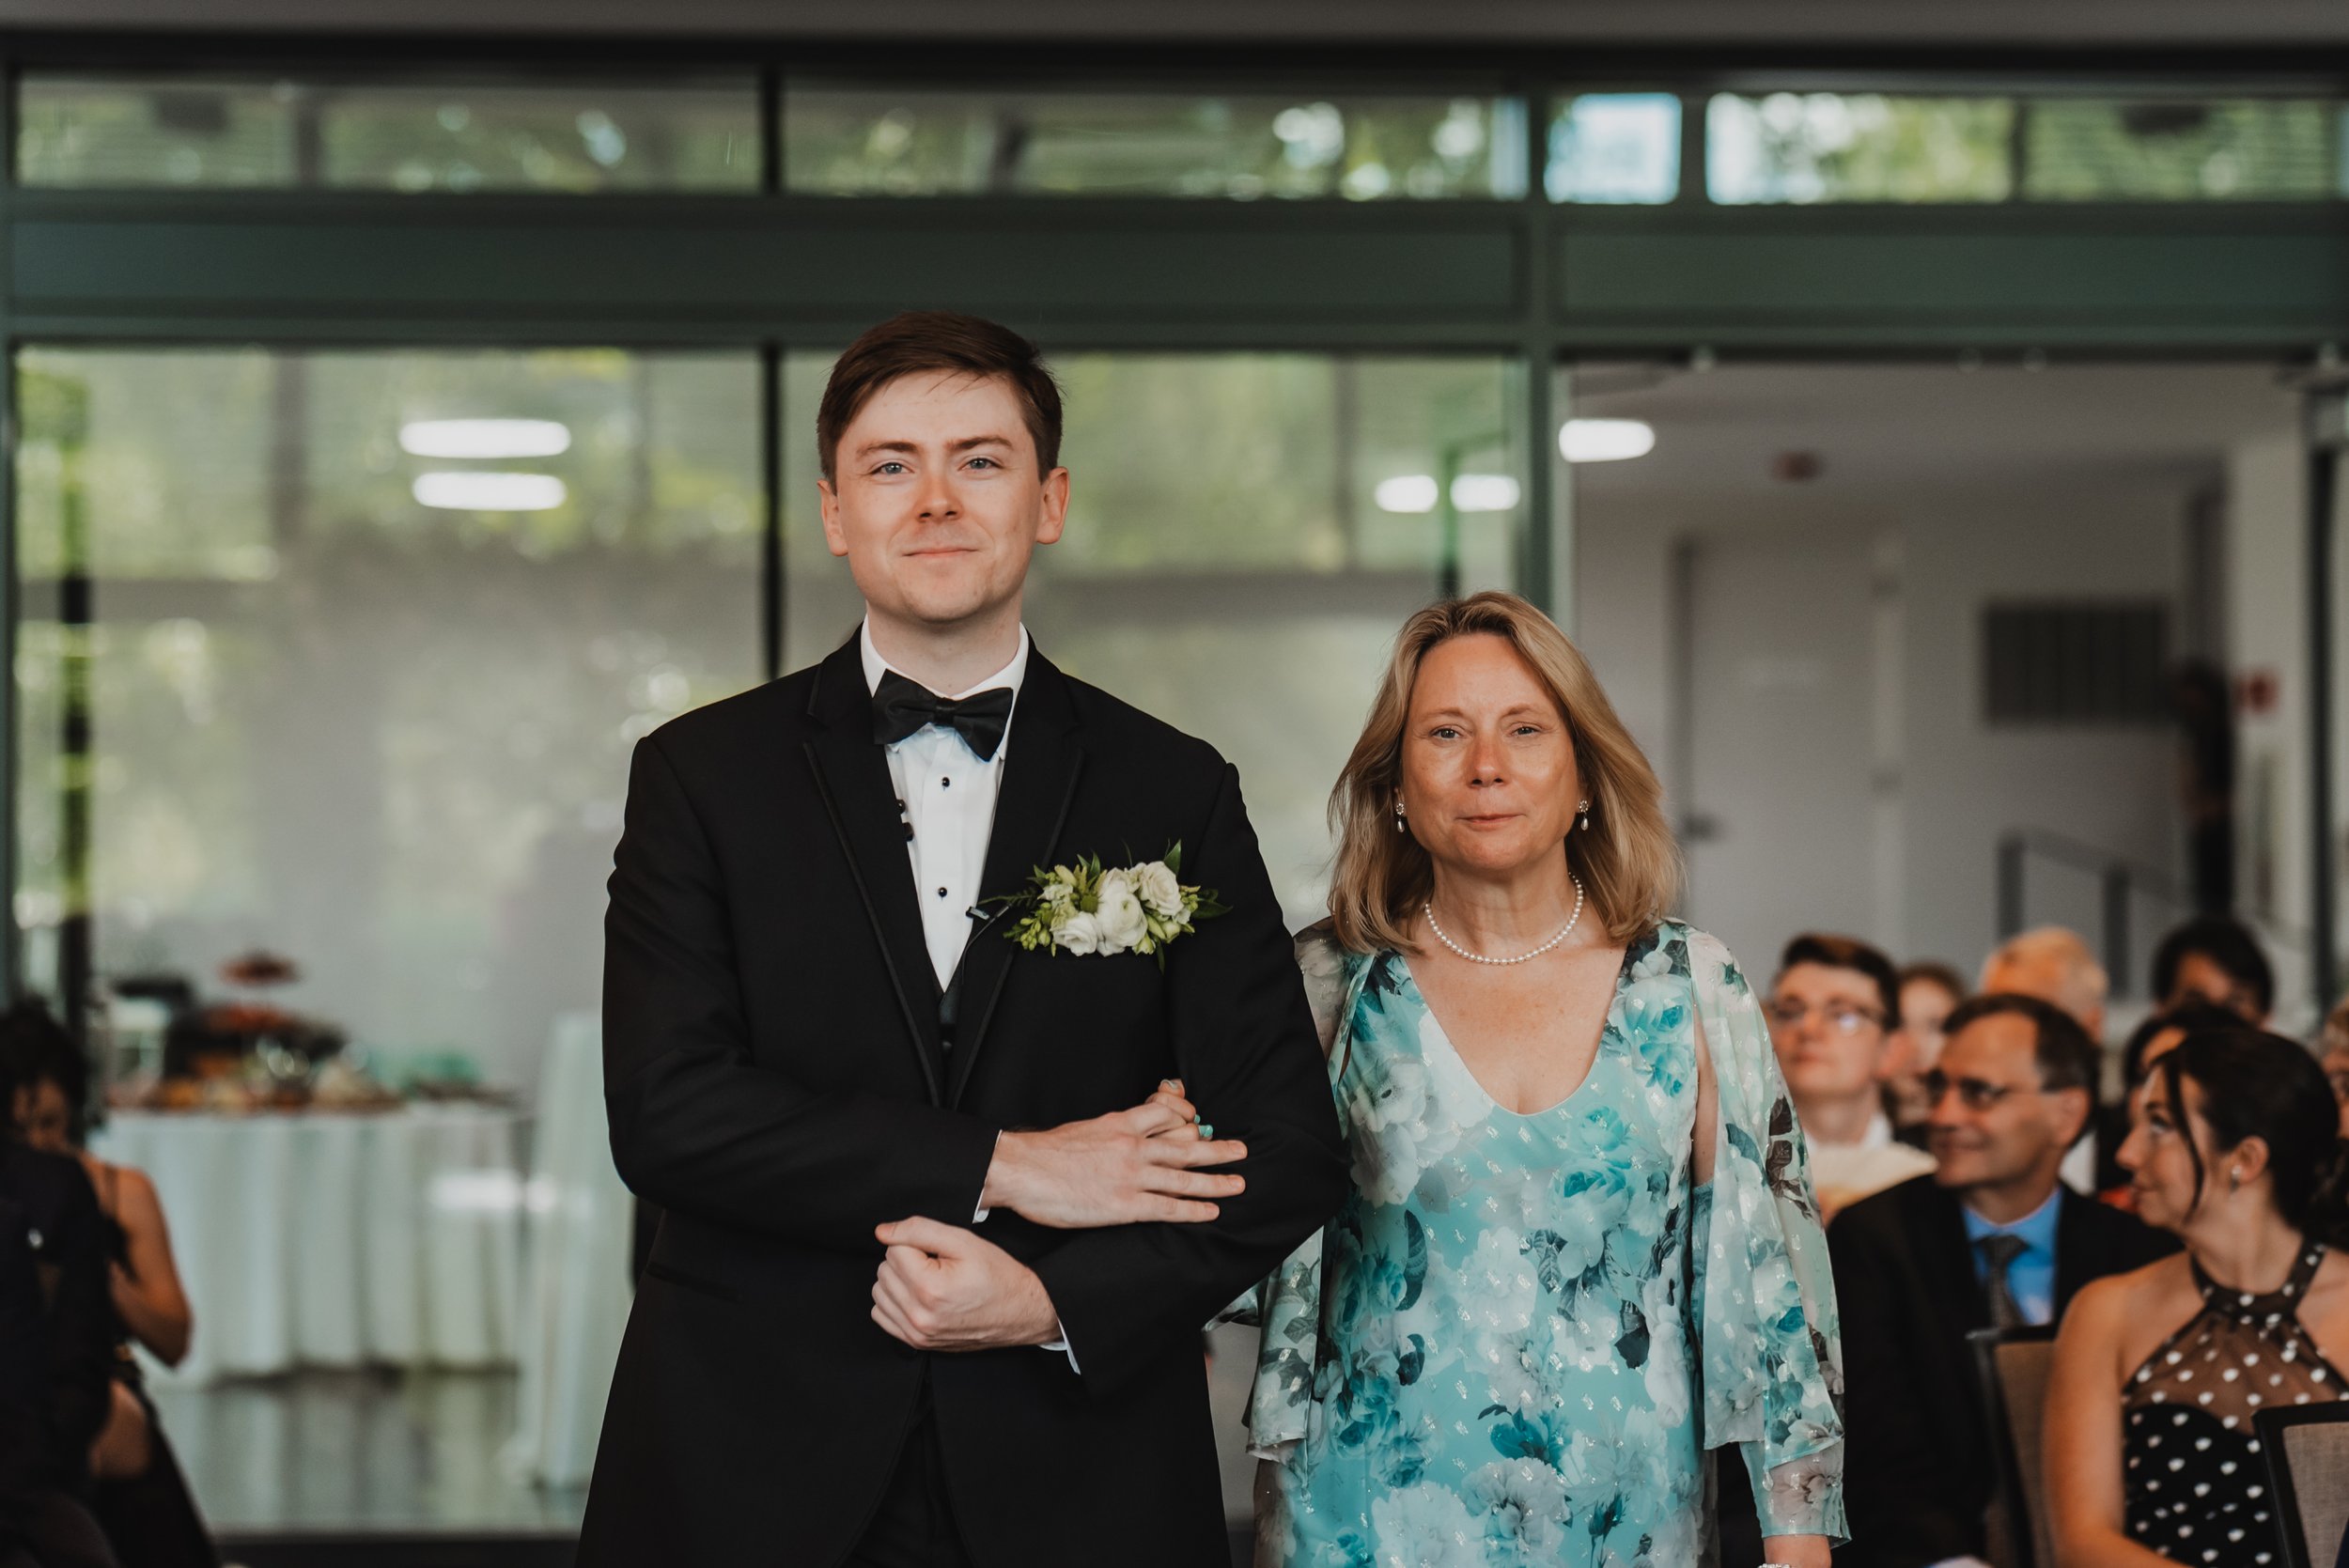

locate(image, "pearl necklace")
[[1423, 877, 1585, 966]]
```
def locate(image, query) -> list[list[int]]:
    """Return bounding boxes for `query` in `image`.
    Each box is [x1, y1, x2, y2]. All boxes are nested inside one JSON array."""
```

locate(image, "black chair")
[[2255, 1402, 2349, 1568], [1968, 1326, 2059, 1568]]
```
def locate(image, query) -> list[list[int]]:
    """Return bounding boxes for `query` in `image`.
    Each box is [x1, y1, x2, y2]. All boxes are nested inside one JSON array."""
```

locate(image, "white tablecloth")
[[506, 1012, 634, 1488], [93, 1103, 525, 1387]]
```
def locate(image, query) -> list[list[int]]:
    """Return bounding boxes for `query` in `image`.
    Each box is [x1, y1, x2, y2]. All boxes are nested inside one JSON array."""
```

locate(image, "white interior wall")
[[1897, 482, 2187, 982], [1577, 476, 2193, 987], [2225, 430, 2321, 1027]]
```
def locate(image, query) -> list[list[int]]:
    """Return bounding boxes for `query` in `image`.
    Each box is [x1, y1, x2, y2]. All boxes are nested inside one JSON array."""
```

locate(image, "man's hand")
[[979, 1082, 1248, 1228], [870, 1218, 1061, 1352]]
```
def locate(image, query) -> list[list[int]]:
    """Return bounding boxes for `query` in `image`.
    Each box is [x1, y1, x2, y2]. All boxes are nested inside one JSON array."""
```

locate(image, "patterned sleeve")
[[1226, 920, 1353, 1458], [1685, 927, 1849, 1542]]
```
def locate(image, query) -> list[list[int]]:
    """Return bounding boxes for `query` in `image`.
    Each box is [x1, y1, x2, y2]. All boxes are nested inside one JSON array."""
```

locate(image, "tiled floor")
[[152, 1369, 585, 1537], [153, 1326, 1263, 1560]]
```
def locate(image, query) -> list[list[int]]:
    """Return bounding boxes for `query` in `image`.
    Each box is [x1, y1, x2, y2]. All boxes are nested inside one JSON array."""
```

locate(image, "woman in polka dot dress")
[[2046, 1027, 2348, 1568]]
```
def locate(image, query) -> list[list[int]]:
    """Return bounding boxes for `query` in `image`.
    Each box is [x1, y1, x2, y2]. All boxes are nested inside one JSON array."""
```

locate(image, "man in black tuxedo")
[[1829, 993, 2177, 1568], [578, 312, 1348, 1568]]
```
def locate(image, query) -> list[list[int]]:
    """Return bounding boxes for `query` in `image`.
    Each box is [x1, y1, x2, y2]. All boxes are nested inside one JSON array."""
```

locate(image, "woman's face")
[[2325, 1044, 2349, 1140], [11, 1079, 71, 1155], [1892, 978, 1959, 1073], [1398, 633, 1582, 884], [2116, 1072, 2217, 1234]]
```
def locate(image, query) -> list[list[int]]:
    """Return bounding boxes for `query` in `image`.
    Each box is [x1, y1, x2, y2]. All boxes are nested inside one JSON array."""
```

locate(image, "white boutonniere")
[[994, 844, 1227, 966]]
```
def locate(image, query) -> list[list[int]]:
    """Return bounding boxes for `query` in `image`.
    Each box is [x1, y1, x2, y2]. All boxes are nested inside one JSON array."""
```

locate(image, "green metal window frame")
[[5, 34, 2349, 1005]]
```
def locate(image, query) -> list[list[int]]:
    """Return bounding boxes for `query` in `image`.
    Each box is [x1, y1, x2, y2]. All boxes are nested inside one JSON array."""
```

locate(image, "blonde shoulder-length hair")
[[1328, 590, 1680, 955]]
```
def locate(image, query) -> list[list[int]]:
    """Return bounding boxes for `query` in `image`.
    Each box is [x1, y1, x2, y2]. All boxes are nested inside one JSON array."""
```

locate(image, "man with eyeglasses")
[[1828, 993, 2176, 1568], [1766, 933, 1934, 1219]]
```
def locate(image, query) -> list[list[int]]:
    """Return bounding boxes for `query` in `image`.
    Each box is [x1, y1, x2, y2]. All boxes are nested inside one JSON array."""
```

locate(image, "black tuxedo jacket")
[[1828, 1173, 2178, 1568], [577, 639, 1348, 1568]]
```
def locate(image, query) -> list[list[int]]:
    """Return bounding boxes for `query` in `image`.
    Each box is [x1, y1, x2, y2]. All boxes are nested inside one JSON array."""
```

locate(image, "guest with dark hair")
[[2048, 1027, 2347, 1568], [0, 1209, 118, 1568], [1831, 993, 2178, 1568], [2095, 1001, 2248, 1206], [0, 1003, 213, 1568], [1767, 932, 1934, 1217], [1885, 960, 1966, 1133], [2151, 915, 2274, 1024], [0, 1020, 117, 1567]]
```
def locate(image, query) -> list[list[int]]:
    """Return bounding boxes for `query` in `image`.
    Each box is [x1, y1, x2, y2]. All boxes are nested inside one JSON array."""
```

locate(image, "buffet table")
[[93, 1103, 525, 1387]]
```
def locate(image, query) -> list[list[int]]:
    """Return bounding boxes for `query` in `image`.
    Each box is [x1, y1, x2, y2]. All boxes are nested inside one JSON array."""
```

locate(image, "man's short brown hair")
[[817, 311, 1064, 482]]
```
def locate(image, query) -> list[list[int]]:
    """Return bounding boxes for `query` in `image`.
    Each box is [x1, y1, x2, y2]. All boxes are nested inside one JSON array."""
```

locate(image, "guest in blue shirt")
[[1960, 1187, 2060, 1327], [1828, 993, 2178, 1568]]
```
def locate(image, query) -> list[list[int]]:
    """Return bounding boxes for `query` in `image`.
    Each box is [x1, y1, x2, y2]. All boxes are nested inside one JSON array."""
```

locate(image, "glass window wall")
[[19, 74, 760, 191], [14, 347, 764, 1096], [1547, 93, 1682, 204], [783, 86, 1528, 199], [2020, 99, 2344, 200], [1707, 92, 2015, 205]]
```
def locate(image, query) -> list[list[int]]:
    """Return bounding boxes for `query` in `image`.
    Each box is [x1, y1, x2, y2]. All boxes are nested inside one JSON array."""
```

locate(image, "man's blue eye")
[[967, 457, 998, 471]]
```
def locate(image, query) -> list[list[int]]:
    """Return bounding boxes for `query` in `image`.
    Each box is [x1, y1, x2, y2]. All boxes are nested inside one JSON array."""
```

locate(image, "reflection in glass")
[[1707, 92, 2014, 204], [2021, 100, 2344, 201], [784, 86, 1528, 199], [1548, 94, 1681, 204], [784, 350, 1527, 924], [19, 74, 758, 191], [13, 348, 763, 1091]]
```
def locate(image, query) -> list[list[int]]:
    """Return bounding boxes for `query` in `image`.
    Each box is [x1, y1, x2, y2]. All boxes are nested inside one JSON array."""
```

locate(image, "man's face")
[[1766, 963, 1890, 1108], [2164, 951, 2265, 1023], [1926, 1014, 2086, 1196], [817, 371, 1067, 637]]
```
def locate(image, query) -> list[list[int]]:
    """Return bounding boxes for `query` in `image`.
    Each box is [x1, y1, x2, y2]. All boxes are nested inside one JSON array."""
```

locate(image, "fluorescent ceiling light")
[[399, 418, 572, 459], [1374, 474, 1439, 514], [1560, 419, 1656, 463], [1450, 474, 1521, 513], [412, 472, 568, 512]]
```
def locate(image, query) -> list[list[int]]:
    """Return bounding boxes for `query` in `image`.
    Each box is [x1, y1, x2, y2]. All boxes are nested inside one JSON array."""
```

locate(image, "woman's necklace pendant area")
[[1423, 877, 1586, 966]]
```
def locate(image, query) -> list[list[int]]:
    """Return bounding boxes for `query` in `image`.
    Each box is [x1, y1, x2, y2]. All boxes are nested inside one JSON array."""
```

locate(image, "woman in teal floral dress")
[[1244, 593, 1845, 1568]]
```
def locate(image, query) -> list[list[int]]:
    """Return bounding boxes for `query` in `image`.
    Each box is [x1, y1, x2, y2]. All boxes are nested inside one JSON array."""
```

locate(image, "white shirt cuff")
[[1042, 1321, 1079, 1374]]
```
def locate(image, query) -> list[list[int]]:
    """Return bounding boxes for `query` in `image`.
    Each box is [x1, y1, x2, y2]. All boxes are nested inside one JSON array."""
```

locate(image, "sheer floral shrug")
[[1240, 920, 1846, 1560]]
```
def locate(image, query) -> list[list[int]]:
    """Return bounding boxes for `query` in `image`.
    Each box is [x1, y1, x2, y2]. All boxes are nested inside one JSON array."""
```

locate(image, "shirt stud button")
[[937, 888, 949, 898]]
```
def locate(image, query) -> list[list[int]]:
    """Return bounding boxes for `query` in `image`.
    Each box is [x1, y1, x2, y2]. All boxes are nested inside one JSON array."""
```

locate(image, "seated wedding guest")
[[0, 1040, 115, 1566], [1831, 993, 2176, 1568], [1981, 924, 2109, 1041], [2321, 995, 2349, 1139], [2096, 1001, 2247, 1206], [2046, 1026, 2346, 1568], [2, 1005, 213, 1568], [1885, 960, 1966, 1133], [1982, 924, 2110, 1191], [1251, 592, 1844, 1568], [2150, 914, 2273, 1023], [1767, 933, 1935, 1218], [0, 1213, 118, 1568]]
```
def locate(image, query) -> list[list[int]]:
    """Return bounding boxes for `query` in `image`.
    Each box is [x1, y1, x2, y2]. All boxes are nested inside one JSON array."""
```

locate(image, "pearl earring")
[[1578, 799, 1591, 832], [1394, 800, 1408, 834]]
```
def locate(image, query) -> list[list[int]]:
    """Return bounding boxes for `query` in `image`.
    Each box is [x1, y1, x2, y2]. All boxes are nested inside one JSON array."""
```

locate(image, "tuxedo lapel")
[[801, 639, 946, 1104], [946, 653, 1085, 1109]]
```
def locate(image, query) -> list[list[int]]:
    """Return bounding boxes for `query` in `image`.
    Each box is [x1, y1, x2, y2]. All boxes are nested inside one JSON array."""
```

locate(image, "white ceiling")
[[1568, 361, 2305, 503], [10, 0, 2349, 43]]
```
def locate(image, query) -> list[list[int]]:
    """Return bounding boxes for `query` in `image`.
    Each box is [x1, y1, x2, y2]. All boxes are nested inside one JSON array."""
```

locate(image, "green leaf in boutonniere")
[[985, 843, 1225, 967]]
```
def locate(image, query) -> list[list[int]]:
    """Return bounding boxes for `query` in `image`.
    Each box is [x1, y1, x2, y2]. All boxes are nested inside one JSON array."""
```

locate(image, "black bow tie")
[[871, 671, 1015, 761]]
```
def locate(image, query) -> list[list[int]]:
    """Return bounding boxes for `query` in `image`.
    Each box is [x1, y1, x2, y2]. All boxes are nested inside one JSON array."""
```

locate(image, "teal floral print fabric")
[[1246, 919, 1845, 1566]]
